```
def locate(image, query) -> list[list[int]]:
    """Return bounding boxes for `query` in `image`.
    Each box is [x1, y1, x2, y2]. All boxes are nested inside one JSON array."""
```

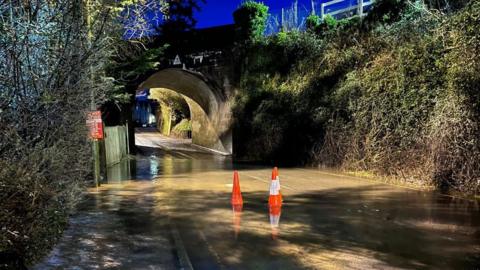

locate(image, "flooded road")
[[36, 145, 480, 269]]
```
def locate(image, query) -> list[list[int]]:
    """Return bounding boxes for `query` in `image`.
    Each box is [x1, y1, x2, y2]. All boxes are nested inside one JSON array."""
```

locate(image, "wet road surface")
[[35, 140, 480, 269]]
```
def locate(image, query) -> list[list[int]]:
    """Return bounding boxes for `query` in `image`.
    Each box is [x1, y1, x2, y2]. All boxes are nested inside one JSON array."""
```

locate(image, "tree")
[[233, 1, 269, 43], [118, 0, 205, 39], [159, 0, 205, 37]]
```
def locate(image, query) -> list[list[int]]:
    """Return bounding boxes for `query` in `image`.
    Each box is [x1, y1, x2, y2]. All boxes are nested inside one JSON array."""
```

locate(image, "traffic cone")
[[232, 204, 243, 239], [231, 171, 243, 206], [269, 205, 281, 240], [268, 167, 282, 207]]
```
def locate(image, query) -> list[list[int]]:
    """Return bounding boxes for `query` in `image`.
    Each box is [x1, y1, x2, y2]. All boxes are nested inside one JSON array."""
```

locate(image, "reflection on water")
[[150, 154, 160, 176], [105, 146, 234, 183], [232, 204, 243, 239], [269, 206, 282, 240], [105, 157, 135, 182]]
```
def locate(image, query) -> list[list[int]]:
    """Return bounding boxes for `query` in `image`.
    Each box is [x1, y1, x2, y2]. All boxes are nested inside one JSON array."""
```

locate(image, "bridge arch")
[[138, 68, 232, 154]]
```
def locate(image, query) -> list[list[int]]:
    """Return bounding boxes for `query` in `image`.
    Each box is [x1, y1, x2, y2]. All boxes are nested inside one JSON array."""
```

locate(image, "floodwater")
[[35, 146, 480, 269]]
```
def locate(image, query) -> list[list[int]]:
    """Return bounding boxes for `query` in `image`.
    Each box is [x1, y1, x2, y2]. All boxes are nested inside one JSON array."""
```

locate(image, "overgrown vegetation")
[[0, 1, 119, 267], [149, 89, 191, 135], [233, 0, 479, 195]]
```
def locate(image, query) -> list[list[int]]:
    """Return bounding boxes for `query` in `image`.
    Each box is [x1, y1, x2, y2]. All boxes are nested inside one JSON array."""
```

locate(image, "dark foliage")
[[233, 0, 480, 194]]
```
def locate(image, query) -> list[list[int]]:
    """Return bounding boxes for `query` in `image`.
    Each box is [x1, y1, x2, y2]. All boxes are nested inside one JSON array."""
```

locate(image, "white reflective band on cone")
[[269, 179, 281, 195]]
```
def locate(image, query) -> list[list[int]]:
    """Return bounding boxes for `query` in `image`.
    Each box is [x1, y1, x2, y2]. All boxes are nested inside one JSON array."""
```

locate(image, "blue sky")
[[195, 0, 319, 28], [124, 0, 353, 38]]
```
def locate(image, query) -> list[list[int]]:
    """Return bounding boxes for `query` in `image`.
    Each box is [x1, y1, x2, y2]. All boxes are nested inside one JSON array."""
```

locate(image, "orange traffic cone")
[[232, 204, 243, 239], [269, 205, 282, 240], [268, 167, 282, 207], [231, 171, 243, 206]]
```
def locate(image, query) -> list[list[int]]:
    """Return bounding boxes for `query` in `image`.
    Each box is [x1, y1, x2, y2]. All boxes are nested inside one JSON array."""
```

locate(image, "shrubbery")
[[0, 1, 115, 267], [172, 119, 192, 138], [233, 0, 480, 194]]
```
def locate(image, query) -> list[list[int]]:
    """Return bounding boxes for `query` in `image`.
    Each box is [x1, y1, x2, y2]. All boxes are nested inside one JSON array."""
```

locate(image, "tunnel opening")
[[133, 88, 196, 153], [134, 88, 192, 139]]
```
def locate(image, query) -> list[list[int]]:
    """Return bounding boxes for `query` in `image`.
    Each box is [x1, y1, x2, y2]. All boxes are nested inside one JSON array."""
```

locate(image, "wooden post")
[[93, 139, 100, 187], [86, 0, 101, 187]]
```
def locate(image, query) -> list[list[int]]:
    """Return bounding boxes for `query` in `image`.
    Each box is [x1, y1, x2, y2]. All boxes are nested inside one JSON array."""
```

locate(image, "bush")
[[0, 145, 83, 265], [364, 0, 408, 25], [306, 14, 321, 31], [427, 0, 480, 193], [171, 119, 192, 138]]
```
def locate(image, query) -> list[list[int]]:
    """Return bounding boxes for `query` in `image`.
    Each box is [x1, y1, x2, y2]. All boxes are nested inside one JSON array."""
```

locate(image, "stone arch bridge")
[[136, 25, 236, 154]]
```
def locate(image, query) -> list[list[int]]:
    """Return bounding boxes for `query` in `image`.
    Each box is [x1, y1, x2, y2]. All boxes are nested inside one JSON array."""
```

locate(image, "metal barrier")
[[266, 0, 375, 35], [320, 0, 374, 19]]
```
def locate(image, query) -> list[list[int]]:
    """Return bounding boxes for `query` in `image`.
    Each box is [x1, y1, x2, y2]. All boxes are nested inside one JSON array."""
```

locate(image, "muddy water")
[[36, 147, 480, 269]]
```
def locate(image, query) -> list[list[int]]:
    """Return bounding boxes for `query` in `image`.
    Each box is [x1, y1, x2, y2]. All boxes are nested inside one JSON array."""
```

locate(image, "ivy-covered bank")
[[232, 0, 479, 195]]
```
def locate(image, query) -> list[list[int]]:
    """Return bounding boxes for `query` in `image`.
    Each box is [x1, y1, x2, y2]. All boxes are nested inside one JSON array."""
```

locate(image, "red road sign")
[[86, 111, 103, 140]]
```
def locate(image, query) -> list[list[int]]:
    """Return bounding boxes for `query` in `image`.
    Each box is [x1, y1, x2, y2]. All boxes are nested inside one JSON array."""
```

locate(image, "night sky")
[[124, 0, 347, 38], [195, 0, 318, 28]]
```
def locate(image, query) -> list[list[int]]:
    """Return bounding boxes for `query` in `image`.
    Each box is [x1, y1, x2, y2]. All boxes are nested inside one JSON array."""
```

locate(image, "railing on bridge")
[[320, 0, 374, 19], [266, 0, 375, 34]]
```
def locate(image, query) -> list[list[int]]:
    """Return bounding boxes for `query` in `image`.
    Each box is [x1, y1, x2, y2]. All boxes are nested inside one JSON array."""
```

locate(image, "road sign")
[[173, 54, 182, 65], [86, 111, 103, 140]]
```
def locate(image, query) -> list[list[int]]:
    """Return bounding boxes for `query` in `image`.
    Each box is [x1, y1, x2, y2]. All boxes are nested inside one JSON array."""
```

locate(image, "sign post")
[[86, 111, 103, 187]]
